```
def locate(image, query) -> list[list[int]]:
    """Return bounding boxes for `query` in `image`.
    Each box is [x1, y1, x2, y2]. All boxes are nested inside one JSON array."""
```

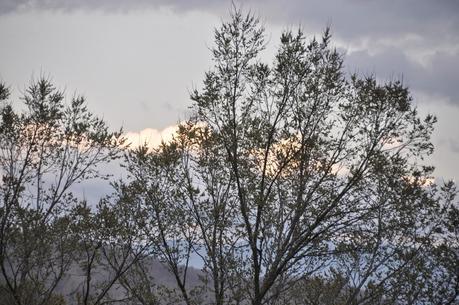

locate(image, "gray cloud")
[[2, 1, 458, 33], [2, 0, 458, 39], [449, 139, 459, 154], [345, 47, 459, 105], [1, 1, 457, 181], [258, 0, 459, 40], [2, 0, 457, 106], [0, 0, 224, 14]]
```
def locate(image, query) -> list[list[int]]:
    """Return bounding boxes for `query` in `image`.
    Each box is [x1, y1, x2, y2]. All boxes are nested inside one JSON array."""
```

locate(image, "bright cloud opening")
[[124, 125, 178, 150]]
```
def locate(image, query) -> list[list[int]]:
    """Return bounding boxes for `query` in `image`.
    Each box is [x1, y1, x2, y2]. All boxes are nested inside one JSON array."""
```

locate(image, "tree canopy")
[[1, 8, 458, 305], [124, 9, 458, 305]]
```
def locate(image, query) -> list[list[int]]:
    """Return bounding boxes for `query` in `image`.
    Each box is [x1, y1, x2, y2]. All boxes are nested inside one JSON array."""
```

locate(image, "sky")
[[1, 0, 458, 193]]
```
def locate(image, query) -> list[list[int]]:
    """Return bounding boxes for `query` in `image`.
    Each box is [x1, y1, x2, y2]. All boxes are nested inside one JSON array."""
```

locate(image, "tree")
[[0, 78, 125, 305], [68, 193, 152, 305], [124, 8, 458, 305]]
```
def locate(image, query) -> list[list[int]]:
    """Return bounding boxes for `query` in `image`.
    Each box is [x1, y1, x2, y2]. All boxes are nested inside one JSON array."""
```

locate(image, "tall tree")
[[0, 78, 124, 305], [124, 8, 457, 305]]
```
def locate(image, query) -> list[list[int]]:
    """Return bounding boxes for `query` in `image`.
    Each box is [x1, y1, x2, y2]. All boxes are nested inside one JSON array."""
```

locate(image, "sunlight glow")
[[124, 125, 178, 150]]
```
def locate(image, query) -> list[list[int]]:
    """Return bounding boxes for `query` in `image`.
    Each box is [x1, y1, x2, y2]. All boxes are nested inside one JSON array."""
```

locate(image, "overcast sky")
[[1, 0, 458, 190]]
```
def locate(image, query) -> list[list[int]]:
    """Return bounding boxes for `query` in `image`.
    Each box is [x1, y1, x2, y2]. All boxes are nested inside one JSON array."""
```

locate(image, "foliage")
[[0, 7, 457, 305], [0, 78, 124, 305], [124, 8, 458, 305]]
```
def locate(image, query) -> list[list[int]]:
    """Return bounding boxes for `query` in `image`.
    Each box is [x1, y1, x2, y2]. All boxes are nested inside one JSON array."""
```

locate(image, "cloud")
[[0, 0, 225, 15], [447, 139, 459, 154], [124, 125, 178, 150], [345, 47, 459, 105], [3, 0, 456, 105], [4, 0, 458, 35], [255, 0, 459, 40], [3, 1, 458, 38]]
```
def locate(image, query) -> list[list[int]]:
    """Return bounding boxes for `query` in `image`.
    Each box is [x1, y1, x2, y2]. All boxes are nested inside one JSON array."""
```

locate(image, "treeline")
[[0, 9, 458, 305]]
